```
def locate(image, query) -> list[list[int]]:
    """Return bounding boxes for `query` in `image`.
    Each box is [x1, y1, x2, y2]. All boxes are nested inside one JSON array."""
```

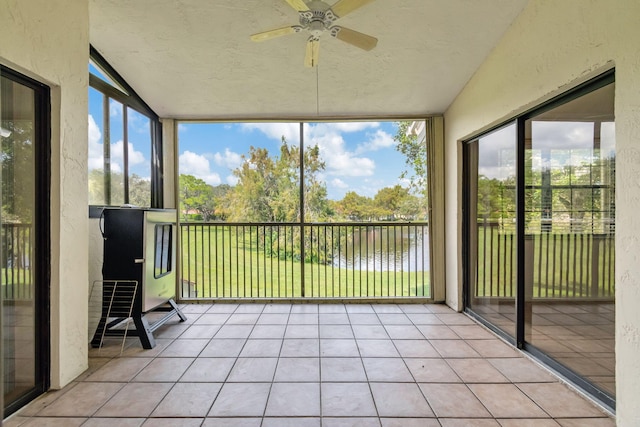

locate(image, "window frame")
[[88, 46, 163, 216]]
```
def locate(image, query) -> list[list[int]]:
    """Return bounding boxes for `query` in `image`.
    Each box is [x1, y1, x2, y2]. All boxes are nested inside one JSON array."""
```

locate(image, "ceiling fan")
[[251, 0, 378, 67]]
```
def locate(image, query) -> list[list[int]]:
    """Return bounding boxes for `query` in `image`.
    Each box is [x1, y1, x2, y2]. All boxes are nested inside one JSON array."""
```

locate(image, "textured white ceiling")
[[89, 0, 528, 119]]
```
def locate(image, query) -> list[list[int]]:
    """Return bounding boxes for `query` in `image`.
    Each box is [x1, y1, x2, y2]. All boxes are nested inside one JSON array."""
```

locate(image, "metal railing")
[[1, 223, 33, 301], [180, 222, 430, 300], [475, 220, 615, 299]]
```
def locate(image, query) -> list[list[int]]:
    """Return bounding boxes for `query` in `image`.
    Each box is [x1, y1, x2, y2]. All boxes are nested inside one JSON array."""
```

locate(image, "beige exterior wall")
[[444, 0, 640, 423], [0, 1, 90, 388]]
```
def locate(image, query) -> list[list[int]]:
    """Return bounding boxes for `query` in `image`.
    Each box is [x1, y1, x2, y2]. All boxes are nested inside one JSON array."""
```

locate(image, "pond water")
[[332, 227, 429, 272]]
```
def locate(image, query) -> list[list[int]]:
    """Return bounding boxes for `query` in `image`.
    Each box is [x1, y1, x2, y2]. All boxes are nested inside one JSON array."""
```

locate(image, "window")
[[88, 46, 162, 211]]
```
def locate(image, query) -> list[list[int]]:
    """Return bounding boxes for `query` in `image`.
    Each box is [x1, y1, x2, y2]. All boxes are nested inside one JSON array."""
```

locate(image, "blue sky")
[[88, 63, 415, 201], [177, 121, 409, 200]]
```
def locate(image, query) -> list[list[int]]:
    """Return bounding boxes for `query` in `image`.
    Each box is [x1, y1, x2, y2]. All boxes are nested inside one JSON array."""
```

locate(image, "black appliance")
[[91, 207, 186, 349]]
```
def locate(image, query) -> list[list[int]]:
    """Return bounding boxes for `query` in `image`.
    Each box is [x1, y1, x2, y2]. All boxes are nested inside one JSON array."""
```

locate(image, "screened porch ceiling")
[[89, 0, 528, 120]]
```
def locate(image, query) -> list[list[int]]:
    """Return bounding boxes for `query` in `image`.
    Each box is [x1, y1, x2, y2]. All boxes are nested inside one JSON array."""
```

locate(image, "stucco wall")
[[0, 1, 90, 388], [443, 0, 640, 424]]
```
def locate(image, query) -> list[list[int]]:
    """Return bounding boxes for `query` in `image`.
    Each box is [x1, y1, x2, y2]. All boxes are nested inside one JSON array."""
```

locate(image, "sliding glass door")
[[1, 66, 50, 416], [464, 72, 615, 409]]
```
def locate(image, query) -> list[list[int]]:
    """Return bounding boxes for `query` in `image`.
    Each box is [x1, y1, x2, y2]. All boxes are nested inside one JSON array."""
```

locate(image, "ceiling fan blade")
[[284, 0, 309, 11], [330, 26, 377, 51], [304, 39, 320, 67], [251, 26, 298, 42], [329, 0, 375, 18]]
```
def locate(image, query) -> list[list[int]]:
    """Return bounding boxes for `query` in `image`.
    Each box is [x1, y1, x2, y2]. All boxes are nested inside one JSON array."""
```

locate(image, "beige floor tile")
[[377, 313, 412, 325], [321, 382, 377, 416], [159, 338, 208, 357], [348, 314, 382, 325], [280, 338, 320, 357], [356, 339, 399, 357], [202, 418, 262, 427], [265, 382, 321, 416], [227, 357, 278, 382], [449, 325, 497, 340], [250, 324, 287, 338], [194, 313, 230, 325], [345, 305, 375, 314], [214, 324, 254, 339], [132, 357, 194, 382], [554, 418, 615, 427], [417, 324, 459, 339], [446, 358, 510, 383], [393, 339, 439, 358], [498, 419, 561, 427], [321, 357, 367, 382], [142, 419, 204, 427], [320, 325, 355, 339], [257, 313, 289, 324], [381, 418, 441, 427], [324, 417, 382, 427], [180, 357, 236, 382], [487, 358, 556, 383], [227, 313, 261, 324], [320, 338, 360, 357], [263, 417, 321, 427], [206, 304, 238, 313], [318, 304, 347, 314], [352, 325, 389, 339], [362, 358, 414, 382], [274, 357, 320, 382], [208, 383, 271, 416], [468, 384, 549, 418], [289, 313, 319, 324], [95, 382, 172, 417], [384, 325, 424, 339], [319, 313, 350, 324], [11, 417, 88, 426], [431, 339, 482, 358], [262, 303, 291, 314], [405, 313, 443, 325], [38, 382, 124, 417], [200, 338, 246, 357], [372, 305, 404, 314], [291, 305, 319, 314], [239, 338, 283, 357], [419, 383, 491, 418], [82, 418, 145, 427], [285, 324, 319, 338], [439, 419, 500, 427], [467, 339, 520, 358], [405, 358, 461, 382], [370, 382, 434, 417], [517, 383, 608, 418], [85, 357, 153, 382], [179, 324, 220, 339], [151, 382, 222, 417]]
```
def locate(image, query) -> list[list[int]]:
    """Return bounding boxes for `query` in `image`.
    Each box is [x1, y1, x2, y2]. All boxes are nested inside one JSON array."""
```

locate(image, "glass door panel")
[[1, 68, 48, 415], [466, 123, 517, 338], [524, 82, 615, 398]]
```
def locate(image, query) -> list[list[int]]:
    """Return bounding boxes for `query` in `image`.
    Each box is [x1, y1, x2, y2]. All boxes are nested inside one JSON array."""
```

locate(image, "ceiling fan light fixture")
[[250, 0, 378, 67]]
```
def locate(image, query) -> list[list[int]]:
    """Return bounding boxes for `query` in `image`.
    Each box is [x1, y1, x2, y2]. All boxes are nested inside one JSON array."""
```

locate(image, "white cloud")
[[109, 99, 122, 117], [316, 122, 380, 133], [331, 178, 349, 189], [241, 123, 300, 143], [88, 115, 103, 170], [214, 148, 243, 169], [356, 130, 395, 154], [88, 114, 146, 173], [226, 174, 239, 185], [179, 150, 222, 185], [306, 128, 376, 177]]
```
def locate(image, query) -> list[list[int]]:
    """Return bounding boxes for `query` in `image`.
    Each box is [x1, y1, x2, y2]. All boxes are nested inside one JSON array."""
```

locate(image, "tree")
[[373, 185, 411, 220], [179, 174, 216, 221], [225, 138, 330, 223], [393, 121, 427, 199], [335, 191, 374, 221]]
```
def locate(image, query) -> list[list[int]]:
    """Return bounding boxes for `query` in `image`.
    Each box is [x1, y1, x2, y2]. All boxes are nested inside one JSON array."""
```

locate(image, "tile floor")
[[5, 303, 615, 427]]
